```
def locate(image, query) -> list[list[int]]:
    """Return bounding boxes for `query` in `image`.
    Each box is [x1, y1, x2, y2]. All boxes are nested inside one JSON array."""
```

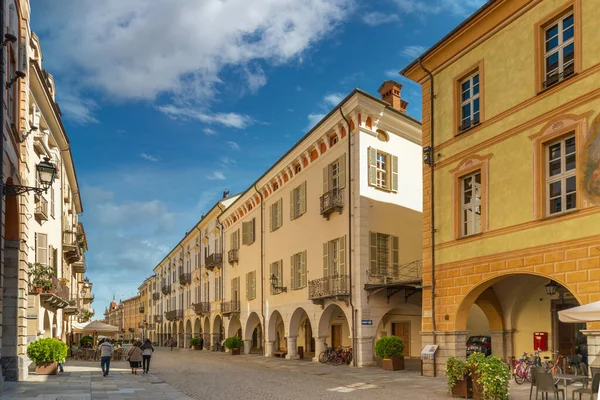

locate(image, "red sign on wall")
[[534, 332, 548, 351]]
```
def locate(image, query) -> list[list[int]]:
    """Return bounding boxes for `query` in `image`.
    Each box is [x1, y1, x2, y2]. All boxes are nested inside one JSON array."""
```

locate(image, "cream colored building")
[[149, 82, 423, 367], [138, 275, 157, 342]]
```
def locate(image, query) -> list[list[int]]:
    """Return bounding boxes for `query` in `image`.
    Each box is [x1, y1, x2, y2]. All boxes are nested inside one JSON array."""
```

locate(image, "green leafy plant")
[[27, 338, 68, 364], [445, 356, 469, 389], [374, 336, 405, 359], [190, 337, 203, 346], [467, 353, 510, 400], [224, 336, 243, 350], [27, 263, 54, 289], [80, 335, 93, 346], [80, 309, 94, 322]]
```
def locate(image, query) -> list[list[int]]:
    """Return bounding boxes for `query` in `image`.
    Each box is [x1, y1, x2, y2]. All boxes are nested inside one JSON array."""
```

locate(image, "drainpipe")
[[418, 57, 437, 376], [253, 185, 266, 356], [217, 203, 226, 337], [339, 105, 357, 367]]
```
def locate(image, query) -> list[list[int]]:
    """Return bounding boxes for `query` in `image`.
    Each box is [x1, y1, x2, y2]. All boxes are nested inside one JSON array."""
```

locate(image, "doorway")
[[392, 322, 410, 357], [331, 325, 342, 347]]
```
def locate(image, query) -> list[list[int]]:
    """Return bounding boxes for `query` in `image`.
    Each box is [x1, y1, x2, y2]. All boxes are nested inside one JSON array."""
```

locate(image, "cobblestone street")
[[1, 348, 551, 399]]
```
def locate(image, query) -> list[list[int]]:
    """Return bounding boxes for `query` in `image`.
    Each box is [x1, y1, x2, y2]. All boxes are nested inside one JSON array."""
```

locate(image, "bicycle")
[[318, 344, 337, 364], [513, 352, 533, 385], [543, 351, 563, 384]]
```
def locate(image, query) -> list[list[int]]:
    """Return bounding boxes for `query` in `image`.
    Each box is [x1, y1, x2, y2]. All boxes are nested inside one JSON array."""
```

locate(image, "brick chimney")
[[378, 80, 408, 113]]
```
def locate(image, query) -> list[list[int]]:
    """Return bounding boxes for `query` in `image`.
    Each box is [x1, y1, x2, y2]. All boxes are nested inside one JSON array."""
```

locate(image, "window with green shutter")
[[270, 199, 283, 231], [291, 251, 307, 290], [242, 218, 256, 245], [368, 147, 398, 192], [290, 181, 307, 220]]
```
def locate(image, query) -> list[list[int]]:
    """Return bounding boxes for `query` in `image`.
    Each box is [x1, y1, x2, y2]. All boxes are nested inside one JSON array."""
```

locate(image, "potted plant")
[[28, 263, 53, 293], [190, 337, 203, 350], [224, 336, 243, 355], [446, 356, 472, 398], [59, 277, 68, 285], [374, 335, 405, 371], [467, 353, 510, 400], [27, 338, 67, 375]]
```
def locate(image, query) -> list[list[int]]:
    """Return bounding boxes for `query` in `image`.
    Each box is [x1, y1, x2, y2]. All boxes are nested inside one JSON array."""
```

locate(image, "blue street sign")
[[361, 320, 373, 326]]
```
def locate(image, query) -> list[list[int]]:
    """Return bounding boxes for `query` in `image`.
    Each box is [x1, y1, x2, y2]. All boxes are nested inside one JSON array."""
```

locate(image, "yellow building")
[[138, 276, 157, 343], [122, 295, 142, 341], [402, 0, 600, 375]]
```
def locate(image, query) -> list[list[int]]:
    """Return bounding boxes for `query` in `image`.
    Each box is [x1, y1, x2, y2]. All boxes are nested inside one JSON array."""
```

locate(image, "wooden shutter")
[[269, 262, 275, 295], [368, 147, 377, 186], [278, 260, 283, 289], [392, 236, 399, 276], [251, 218, 255, 244], [242, 220, 250, 244], [301, 250, 307, 288], [391, 155, 399, 192], [236, 229, 240, 249], [323, 242, 329, 278], [246, 273, 250, 300], [290, 188, 295, 220], [230, 231, 236, 250], [300, 181, 307, 215], [339, 236, 346, 275], [290, 255, 295, 290], [278, 199, 283, 229], [252, 272, 256, 300], [370, 232, 377, 275], [270, 204, 276, 232], [36, 233, 48, 265], [323, 166, 329, 194], [339, 153, 346, 189]]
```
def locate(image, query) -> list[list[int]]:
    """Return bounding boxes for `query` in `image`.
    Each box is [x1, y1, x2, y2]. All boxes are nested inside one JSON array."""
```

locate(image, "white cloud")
[[385, 69, 400, 78], [401, 45, 426, 59], [392, 0, 485, 16], [140, 153, 159, 162], [157, 105, 253, 129], [306, 113, 326, 130], [220, 157, 236, 166], [362, 12, 400, 26], [206, 171, 226, 180], [244, 65, 268, 94], [34, 0, 353, 103], [203, 128, 217, 136], [56, 91, 99, 125], [323, 93, 344, 107], [227, 141, 241, 151]]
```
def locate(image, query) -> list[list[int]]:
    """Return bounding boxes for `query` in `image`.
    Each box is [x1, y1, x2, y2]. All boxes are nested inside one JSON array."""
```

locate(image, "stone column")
[[356, 336, 374, 367], [2, 240, 25, 381], [185, 333, 192, 349], [265, 340, 274, 357], [420, 330, 469, 377], [203, 333, 211, 350], [285, 336, 298, 359], [313, 337, 326, 362], [243, 339, 252, 355], [490, 330, 514, 362], [212, 333, 220, 351], [582, 330, 600, 370]]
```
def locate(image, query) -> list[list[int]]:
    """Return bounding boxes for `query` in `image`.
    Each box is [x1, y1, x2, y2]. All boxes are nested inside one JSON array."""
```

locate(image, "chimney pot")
[[222, 190, 230, 199], [377, 80, 408, 113]]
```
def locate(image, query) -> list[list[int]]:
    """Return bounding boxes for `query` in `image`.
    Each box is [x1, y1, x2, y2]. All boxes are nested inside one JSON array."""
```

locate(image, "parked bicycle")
[[513, 351, 541, 384], [318, 345, 352, 365], [542, 350, 563, 384]]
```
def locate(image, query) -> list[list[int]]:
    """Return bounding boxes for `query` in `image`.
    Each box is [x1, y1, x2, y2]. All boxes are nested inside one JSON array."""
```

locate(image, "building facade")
[[402, 0, 600, 376], [149, 83, 423, 367]]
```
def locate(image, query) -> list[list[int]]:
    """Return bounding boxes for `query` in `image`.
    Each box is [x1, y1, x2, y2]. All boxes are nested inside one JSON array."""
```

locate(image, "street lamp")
[[269, 274, 287, 293], [3, 157, 56, 196], [545, 280, 559, 296]]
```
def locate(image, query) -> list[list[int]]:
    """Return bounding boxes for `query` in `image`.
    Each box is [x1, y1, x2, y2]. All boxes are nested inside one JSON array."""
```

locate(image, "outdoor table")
[[552, 373, 589, 397]]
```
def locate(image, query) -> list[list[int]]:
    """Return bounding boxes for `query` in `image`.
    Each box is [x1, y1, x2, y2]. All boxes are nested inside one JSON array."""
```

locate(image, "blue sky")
[[30, 0, 485, 315]]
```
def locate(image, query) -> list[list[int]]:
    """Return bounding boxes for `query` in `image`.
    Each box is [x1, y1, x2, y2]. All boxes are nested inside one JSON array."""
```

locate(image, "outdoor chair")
[[536, 372, 565, 400], [571, 373, 600, 400], [529, 366, 546, 400], [590, 367, 600, 378]]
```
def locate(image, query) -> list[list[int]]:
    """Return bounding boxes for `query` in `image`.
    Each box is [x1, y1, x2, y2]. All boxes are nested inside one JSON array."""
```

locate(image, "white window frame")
[[331, 160, 341, 190], [459, 72, 480, 130], [546, 135, 576, 216], [461, 171, 482, 236], [376, 152, 387, 189], [544, 12, 575, 87]]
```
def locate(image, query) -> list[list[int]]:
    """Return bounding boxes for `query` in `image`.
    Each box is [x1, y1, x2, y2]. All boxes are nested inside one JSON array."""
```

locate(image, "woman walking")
[[126, 341, 143, 375], [140, 339, 154, 374]]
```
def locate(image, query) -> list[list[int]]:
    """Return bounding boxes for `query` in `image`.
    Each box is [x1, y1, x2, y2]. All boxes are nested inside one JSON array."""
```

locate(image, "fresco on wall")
[[583, 114, 600, 204]]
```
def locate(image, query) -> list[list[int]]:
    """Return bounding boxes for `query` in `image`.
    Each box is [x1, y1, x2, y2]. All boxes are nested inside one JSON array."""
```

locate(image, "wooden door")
[[331, 325, 342, 347], [557, 304, 576, 355], [392, 322, 410, 357]]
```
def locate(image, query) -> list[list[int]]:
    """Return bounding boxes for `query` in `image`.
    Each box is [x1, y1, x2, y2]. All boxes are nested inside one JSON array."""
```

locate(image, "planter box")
[[231, 348, 241, 355], [381, 356, 405, 371], [35, 362, 58, 375], [193, 345, 202, 350], [472, 373, 483, 400], [451, 377, 473, 398]]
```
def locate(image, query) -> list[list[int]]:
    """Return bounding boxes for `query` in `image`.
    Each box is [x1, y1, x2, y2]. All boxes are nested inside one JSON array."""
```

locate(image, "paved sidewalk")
[[0, 361, 194, 400]]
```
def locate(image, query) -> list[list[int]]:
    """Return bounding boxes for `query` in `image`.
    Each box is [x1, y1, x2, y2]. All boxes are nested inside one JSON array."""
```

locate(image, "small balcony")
[[308, 275, 350, 305], [193, 302, 210, 315], [63, 299, 79, 315], [206, 253, 223, 271], [165, 309, 183, 321], [152, 292, 160, 300], [161, 284, 171, 295], [72, 255, 86, 274], [179, 272, 191, 285], [364, 260, 423, 303], [38, 277, 70, 309], [228, 249, 239, 264], [543, 62, 575, 90], [138, 322, 144, 328], [34, 194, 48, 222], [320, 188, 344, 219], [128, 328, 135, 333], [155, 315, 163, 323], [146, 323, 155, 330], [62, 231, 82, 264], [139, 306, 145, 313], [221, 301, 240, 315]]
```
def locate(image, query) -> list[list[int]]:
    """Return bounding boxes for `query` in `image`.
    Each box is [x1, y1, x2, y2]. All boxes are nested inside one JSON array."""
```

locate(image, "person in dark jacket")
[[140, 339, 154, 374]]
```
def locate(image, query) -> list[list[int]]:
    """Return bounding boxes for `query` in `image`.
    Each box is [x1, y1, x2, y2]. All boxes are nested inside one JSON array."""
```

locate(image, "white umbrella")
[[558, 301, 600, 323]]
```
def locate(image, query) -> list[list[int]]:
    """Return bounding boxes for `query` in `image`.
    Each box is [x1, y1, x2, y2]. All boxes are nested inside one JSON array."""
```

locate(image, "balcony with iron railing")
[[543, 62, 575, 90], [139, 306, 145, 313], [308, 275, 350, 304], [161, 283, 171, 295], [39, 277, 70, 309], [128, 328, 135, 333], [72, 255, 86, 274], [62, 231, 82, 264], [165, 309, 183, 321], [146, 323, 155, 330], [228, 249, 239, 264], [179, 272, 191, 285], [193, 302, 211, 315], [34, 194, 48, 222], [63, 299, 79, 315], [205, 253, 223, 270], [152, 292, 160, 300], [364, 260, 423, 302], [155, 315, 163, 323], [221, 300, 240, 315], [320, 188, 344, 219]]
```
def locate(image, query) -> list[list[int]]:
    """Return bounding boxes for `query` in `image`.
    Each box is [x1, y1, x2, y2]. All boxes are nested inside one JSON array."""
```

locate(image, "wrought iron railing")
[[165, 309, 183, 321], [139, 306, 145, 313], [320, 188, 344, 218], [62, 231, 82, 263], [179, 272, 191, 285], [221, 301, 240, 314], [128, 328, 135, 333], [366, 260, 423, 286], [193, 302, 210, 315], [161, 284, 171, 295], [458, 117, 480, 133], [155, 315, 163, 323], [228, 249, 239, 264], [206, 253, 223, 270], [308, 275, 350, 299], [543, 63, 575, 89], [152, 292, 160, 300], [34, 195, 48, 220]]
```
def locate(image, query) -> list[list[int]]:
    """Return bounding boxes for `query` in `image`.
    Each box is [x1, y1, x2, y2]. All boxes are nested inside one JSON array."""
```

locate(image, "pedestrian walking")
[[55, 336, 65, 373], [97, 339, 114, 377], [140, 338, 154, 374], [169, 336, 176, 351], [126, 341, 143, 375]]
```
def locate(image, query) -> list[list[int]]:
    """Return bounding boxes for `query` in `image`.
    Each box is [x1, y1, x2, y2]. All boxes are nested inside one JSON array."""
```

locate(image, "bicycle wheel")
[[318, 351, 328, 364], [514, 364, 525, 385], [346, 352, 353, 365], [524, 364, 533, 383], [551, 366, 563, 385]]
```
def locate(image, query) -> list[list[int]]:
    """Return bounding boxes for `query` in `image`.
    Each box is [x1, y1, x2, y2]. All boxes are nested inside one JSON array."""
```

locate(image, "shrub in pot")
[[374, 335, 405, 371], [467, 353, 510, 400], [27, 338, 68, 375], [445, 356, 472, 398], [190, 337, 203, 350], [224, 336, 243, 355]]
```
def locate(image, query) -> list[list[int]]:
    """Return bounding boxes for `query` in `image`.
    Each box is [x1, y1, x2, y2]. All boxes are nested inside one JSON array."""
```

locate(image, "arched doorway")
[[213, 315, 223, 350], [185, 320, 192, 348], [244, 312, 262, 355], [194, 317, 201, 338], [268, 311, 285, 354], [178, 321, 184, 348], [317, 304, 351, 349], [456, 273, 582, 361], [373, 301, 422, 359], [203, 317, 210, 350], [228, 316, 242, 338], [288, 307, 315, 360]]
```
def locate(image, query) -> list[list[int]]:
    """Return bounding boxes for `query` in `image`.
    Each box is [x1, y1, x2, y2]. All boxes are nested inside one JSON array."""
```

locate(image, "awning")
[[558, 301, 600, 323], [72, 321, 120, 334]]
